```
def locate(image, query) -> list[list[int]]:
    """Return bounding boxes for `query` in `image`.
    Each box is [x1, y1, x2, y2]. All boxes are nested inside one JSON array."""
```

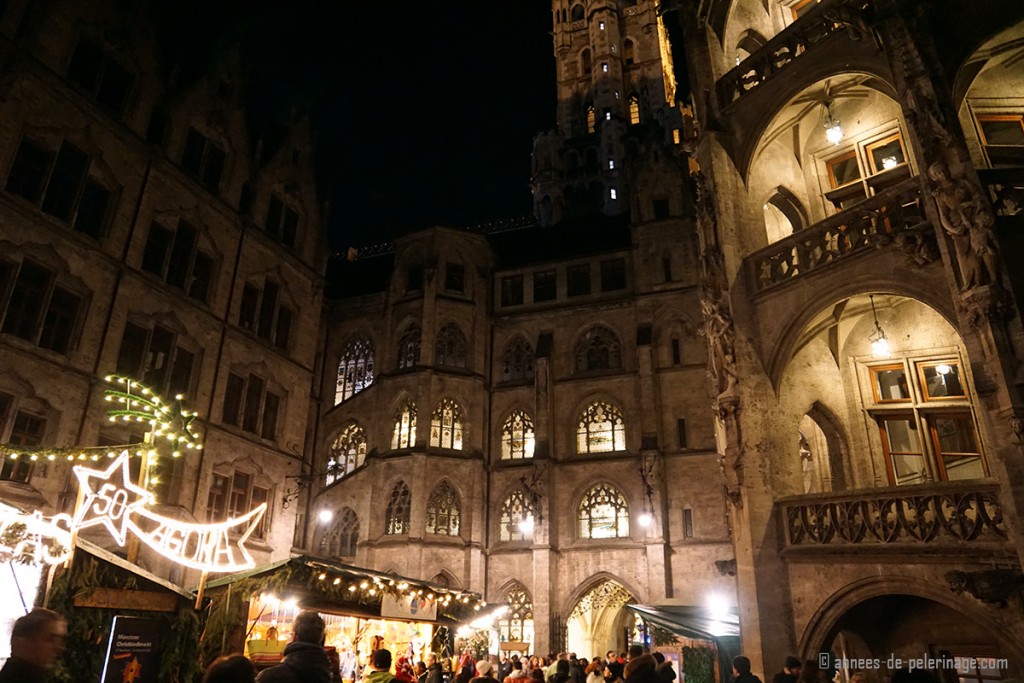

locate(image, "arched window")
[[392, 400, 417, 449], [325, 424, 367, 485], [586, 106, 596, 134], [497, 584, 534, 645], [335, 336, 374, 404], [501, 336, 535, 383], [571, 4, 585, 22], [435, 323, 468, 368], [430, 399, 464, 450], [575, 325, 621, 372], [629, 96, 640, 125], [397, 324, 421, 370], [426, 481, 461, 536], [577, 400, 626, 453], [319, 507, 359, 557], [578, 483, 630, 538], [501, 410, 536, 460], [499, 490, 534, 542], [385, 481, 411, 535], [580, 48, 592, 75], [624, 39, 636, 65]]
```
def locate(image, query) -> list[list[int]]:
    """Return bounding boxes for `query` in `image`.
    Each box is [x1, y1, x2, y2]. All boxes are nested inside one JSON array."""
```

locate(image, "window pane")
[[66, 39, 104, 90], [891, 453, 927, 485], [141, 223, 173, 276], [933, 416, 979, 454], [6, 139, 53, 203], [501, 275, 524, 306], [143, 325, 174, 390], [202, 143, 225, 191], [600, 259, 626, 291], [979, 117, 1024, 146], [920, 363, 965, 399], [166, 222, 197, 289], [868, 138, 905, 173], [239, 284, 259, 330], [257, 281, 278, 340], [96, 60, 133, 114], [222, 373, 245, 426], [266, 196, 283, 239], [181, 128, 206, 176], [251, 487, 270, 537], [242, 375, 264, 433], [207, 473, 229, 518], [168, 347, 195, 399], [41, 142, 89, 221], [567, 265, 590, 296], [116, 322, 148, 377], [828, 154, 861, 187], [38, 286, 80, 354], [883, 418, 920, 453], [74, 180, 111, 238], [275, 306, 292, 350], [282, 207, 299, 247], [533, 270, 556, 302], [873, 367, 910, 401], [3, 261, 51, 340], [188, 252, 213, 302], [445, 263, 465, 292], [261, 392, 280, 440]]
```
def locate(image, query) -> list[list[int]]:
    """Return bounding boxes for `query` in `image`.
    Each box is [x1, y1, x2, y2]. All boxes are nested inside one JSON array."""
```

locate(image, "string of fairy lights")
[[303, 563, 486, 613], [0, 374, 201, 470]]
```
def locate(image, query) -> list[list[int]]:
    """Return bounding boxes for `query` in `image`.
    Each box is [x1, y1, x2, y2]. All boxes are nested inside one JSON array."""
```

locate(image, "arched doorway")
[[566, 579, 634, 657]]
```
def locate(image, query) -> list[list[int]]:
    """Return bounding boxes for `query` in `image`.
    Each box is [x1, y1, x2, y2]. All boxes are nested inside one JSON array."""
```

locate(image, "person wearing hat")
[[773, 657, 802, 683], [472, 658, 497, 682]]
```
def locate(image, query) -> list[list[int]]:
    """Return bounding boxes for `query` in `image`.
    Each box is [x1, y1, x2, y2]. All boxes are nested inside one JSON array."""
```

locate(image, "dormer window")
[[265, 194, 299, 248], [66, 38, 134, 115], [181, 128, 226, 193]]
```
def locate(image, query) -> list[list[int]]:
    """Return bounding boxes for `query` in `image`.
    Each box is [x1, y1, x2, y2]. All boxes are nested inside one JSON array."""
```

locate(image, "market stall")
[[200, 556, 484, 678]]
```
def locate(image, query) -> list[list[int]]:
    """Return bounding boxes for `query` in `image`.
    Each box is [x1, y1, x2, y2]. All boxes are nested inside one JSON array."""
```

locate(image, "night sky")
[[160, 1, 557, 249]]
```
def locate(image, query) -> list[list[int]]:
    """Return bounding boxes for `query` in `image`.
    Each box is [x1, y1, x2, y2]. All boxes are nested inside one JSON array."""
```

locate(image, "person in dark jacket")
[[731, 657, 763, 683], [426, 655, 445, 683], [0, 608, 66, 683], [204, 654, 257, 683], [256, 611, 332, 683]]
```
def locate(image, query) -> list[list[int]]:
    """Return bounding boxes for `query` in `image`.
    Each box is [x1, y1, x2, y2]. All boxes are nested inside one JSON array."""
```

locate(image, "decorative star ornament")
[[73, 451, 154, 546]]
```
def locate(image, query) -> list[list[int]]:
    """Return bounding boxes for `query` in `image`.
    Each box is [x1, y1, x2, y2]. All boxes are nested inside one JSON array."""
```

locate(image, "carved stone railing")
[[978, 166, 1024, 217], [717, 0, 852, 107], [780, 481, 1007, 549], [748, 177, 926, 291]]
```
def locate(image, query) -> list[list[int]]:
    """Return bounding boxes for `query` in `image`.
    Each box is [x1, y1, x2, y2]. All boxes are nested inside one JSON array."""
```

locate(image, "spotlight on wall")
[[638, 511, 653, 528], [868, 294, 890, 358], [318, 509, 334, 524], [517, 515, 535, 535], [822, 101, 843, 146]]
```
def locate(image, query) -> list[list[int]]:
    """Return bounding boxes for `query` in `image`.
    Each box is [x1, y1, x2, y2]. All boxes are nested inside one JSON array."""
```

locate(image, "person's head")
[[513, 660, 524, 671], [556, 660, 570, 675], [593, 657, 603, 664], [531, 669, 545, 681], [373, 649, 393, 671], [416, 661, 427, 675], [607, 651, 617, 661], [628, 645, 645, 660], [785, 657, 802, 675], [733, 656, 752, 677], [203, 654, 256, 683], [653, 653, 666, 665], [292, 611, 325, 645], [10, 608, 66, 670], [477, 659, 494, 678]]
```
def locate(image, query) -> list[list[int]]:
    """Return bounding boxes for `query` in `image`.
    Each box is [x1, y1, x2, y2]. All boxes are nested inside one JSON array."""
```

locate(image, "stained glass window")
[[499, 490, 534, 542], [385, 481, 411, 535], [436, 324, 468, 368], [319, 507, 358, 557], [501, 336, 535, 383], [577, 401, 626, 453], [501, 410, 535, 460], [578, 483, 630, 539], [335, 336, 374, 404], [325, 424, 367, 485], [497, 584, 534, 644], [429, 399, 464, 450], [575, 325, 621, 372], [392, 400, 417, 449], [397, 324, 421, 370], [426, 481, 461, 535]]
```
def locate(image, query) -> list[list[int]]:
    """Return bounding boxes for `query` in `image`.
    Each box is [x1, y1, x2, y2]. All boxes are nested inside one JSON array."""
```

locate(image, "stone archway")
[[566, 579, 634, 658]]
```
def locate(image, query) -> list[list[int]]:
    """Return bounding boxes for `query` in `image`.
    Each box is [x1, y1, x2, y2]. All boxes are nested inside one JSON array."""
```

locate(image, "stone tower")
[[532, 0, 687, 225]]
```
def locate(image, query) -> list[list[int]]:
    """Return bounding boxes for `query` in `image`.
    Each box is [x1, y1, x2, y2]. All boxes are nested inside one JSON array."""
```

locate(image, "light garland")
[[0, 503, 73, 565]]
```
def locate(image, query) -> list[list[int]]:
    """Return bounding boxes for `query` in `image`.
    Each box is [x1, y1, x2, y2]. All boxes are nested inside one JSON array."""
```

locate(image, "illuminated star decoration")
[[103, 374, 202, 457], [73, 451, 154, 546]]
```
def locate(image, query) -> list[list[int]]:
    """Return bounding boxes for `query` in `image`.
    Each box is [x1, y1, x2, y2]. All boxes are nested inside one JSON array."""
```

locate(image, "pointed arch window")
[[578, 483, 630, 538], [499, 490, 534, 542], [497, 584, 534, 645], [501, 410, 536, 460], [629, 96, 640, 125], [385, 481, 412, 535], [325, 424, 367, 485], [501, 337, 535, 383], [575, 325, 621, 372], [624, 39, 636, 66], [397, 324, 421, 370], [392, 400, 417, 449], [571, 4, 584, 21], [426, 481, 461, 536], [430, 399, 464, 450], [435, 323, 468, 368], [580, 48, 592, 75], [586, 106, 596, 134], [577, 401, 626, 453], [319, 507, 359, 557], [335, 336, 374, 404]]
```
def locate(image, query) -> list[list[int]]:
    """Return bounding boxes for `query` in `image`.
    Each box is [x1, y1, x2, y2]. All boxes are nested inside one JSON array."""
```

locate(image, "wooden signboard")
[[75, 588, 179, 613]]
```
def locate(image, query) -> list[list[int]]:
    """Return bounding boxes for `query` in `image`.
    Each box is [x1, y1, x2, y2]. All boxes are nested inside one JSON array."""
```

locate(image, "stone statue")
[[699, 285, 737, 397], [928, 161, 1000, 289], [946, 568, 1024, 608]]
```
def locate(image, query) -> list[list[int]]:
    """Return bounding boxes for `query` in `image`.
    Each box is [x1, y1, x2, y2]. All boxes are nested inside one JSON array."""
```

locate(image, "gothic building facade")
[[0, 0, 325, 582], [679, 0, 1024, 674]]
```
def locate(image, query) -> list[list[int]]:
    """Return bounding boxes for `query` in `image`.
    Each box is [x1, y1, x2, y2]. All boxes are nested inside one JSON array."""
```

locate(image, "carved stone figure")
[[928, 161, 1000, 290], [945, 568, 1024, 608], [699, 285, 737, 398]]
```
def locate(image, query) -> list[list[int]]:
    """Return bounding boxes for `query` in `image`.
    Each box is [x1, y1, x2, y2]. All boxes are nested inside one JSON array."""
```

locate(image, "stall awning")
[[625, 604, 740, 640]]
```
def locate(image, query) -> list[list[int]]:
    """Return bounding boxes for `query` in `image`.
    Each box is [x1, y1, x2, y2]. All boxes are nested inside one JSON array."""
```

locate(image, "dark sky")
[[216, 2, 558, 248]]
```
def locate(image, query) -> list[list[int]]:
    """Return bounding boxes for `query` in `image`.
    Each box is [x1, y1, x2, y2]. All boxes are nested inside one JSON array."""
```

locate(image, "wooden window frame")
[[876, 412, 929, 486], [916, 359, 967, 402], [864, 132, 908, 175], [929, 411, 987, 481], [976, 113, 1024, 146], [869, 363, 912, 404]]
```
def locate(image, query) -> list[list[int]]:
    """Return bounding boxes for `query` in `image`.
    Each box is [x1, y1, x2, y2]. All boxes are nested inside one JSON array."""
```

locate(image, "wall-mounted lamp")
[[823, 101, 843, 146], [868, 294, 890, 358], [638, 454, 656, 528]]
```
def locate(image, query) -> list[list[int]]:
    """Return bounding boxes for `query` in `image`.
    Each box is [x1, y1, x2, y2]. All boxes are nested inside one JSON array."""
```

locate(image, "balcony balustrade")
[[717, 0, 855, 108], [779, 480, 1006, 550], [748, 177, 926, 292]]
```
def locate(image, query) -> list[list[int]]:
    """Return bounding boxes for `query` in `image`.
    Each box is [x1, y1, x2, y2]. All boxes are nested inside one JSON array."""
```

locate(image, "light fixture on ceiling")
[[823, 101, 843, 146], [868, 294, 890, 358]]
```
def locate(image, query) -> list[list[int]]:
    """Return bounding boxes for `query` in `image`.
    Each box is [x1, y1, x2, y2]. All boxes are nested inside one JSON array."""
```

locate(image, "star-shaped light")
[[73, 451, 154, 546]]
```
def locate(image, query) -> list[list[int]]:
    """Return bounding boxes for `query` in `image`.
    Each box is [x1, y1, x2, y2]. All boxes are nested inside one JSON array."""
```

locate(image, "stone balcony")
[[746, 177, 928, 292], [777, 480, 1013, 560]]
